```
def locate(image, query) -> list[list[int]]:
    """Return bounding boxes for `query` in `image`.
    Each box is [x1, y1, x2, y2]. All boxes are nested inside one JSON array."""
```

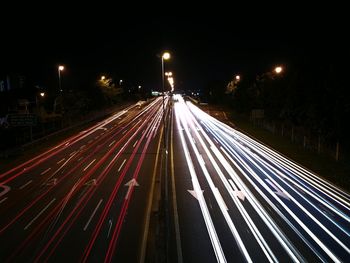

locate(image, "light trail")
[[172, 95, 350, 262]]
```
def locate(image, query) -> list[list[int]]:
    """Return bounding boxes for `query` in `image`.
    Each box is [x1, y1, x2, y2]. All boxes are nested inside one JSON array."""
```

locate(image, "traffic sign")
[[7, 114, 37, 126]]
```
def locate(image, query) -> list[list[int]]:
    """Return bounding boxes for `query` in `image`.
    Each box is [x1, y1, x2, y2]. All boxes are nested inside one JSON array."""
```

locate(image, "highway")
[[0, 97, 166, 262], [170, 94, 350, 262], [1, 94, 350, 262]]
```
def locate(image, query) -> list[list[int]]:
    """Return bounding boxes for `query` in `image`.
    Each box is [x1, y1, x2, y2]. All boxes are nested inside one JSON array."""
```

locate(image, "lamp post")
[[161, 52, 170, 149], [58, 65, 64, 92]]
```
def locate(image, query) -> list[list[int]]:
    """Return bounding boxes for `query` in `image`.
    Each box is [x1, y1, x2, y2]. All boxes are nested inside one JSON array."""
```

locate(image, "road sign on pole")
[[7, 114, 37, 127]]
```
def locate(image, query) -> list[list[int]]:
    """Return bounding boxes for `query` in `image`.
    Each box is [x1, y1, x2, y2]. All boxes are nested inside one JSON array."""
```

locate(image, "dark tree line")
[[226, 55, 350, 149]]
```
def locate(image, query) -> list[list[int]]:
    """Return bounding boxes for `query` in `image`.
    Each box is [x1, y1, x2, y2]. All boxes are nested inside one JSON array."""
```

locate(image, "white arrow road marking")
[[44, 178, 57, 186], [0, 184, 11, 198], [187, 189, 204, 200], [85, 179, 97, 186], [124, 179, 139, 200], [265, 179, 290, 200], [228, 179, 245, 201]]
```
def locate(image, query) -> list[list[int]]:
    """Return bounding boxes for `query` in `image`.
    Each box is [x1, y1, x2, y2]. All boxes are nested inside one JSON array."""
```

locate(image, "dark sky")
[[1, 8, 349, 91]]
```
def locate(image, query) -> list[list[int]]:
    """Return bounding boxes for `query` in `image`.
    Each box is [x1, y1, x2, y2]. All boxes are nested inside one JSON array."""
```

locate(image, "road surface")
[[1, 94, 350, 262], [169, 94, 350, 262], [0, 98, 166, 262]]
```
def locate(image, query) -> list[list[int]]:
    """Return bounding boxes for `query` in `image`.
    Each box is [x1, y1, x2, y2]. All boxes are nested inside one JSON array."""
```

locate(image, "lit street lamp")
[[235, 75, 240, 81], [58, 65, 64, 92], [161, 52, 170, 149], [274, 66, 283, 74]]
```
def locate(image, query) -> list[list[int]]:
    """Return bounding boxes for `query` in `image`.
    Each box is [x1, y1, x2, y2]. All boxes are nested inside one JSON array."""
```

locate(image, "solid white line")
[[133, 140, 138, 148], [57, 158, 65, 164], [24, 198, 56, 230], [69, 151, 76, 156], [83, 159, 96, 171], [0, 197, 8, 204], [84, 199, 103, 231], [118, 159, 127, 172], [40, 168, 51, 175], [19, 180, 33, 190], [109, 140, 116, 147]]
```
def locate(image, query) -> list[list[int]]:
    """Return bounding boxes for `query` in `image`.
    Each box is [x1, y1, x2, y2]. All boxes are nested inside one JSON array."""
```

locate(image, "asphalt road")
[[1, 94, 350, 263], [0, 98, 165, 262], [169, 94, 350, 263]]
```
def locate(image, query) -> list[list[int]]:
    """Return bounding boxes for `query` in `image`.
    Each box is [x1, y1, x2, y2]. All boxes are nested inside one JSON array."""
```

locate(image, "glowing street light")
[[275, 66, 283, 74], [101, 76, 106, 81], [40, 92, 45, 97], [235, 75, 240, 81], [58, 65, 64, 92]]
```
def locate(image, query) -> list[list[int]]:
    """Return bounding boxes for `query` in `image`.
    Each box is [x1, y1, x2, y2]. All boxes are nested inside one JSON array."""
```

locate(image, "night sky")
[[1, 9, 348, 92]]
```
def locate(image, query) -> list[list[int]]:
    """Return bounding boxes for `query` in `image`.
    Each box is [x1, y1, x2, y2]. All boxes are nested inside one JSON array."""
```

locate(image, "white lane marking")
[[88, 140, 93, 144], [133, 140, 138, 148], [107, 219, 113, 238], [122, 129, 127, 135], [108, 140, 116, 147], [118, 159, 126, 172], [94, 135, 99, 139], [57, 158, 65, 164], [83, 159, 96, 171], [40, 168, 51, 175], [0, 197, 8, 204], [24, 198, 56, 230], [19, 180, 33, 190], [84, 199, 103, 231], [80, 145, 86, 149], [78, 157, 84, 161], [69, 151, 76, 156]]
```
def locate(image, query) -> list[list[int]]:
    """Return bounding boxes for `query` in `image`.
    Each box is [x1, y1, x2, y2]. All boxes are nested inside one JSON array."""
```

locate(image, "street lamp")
[[58, 65, 64, 92], [235, 75, 240, 81], [274, 66, 283, 74], [161, 52, 170, 149]]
